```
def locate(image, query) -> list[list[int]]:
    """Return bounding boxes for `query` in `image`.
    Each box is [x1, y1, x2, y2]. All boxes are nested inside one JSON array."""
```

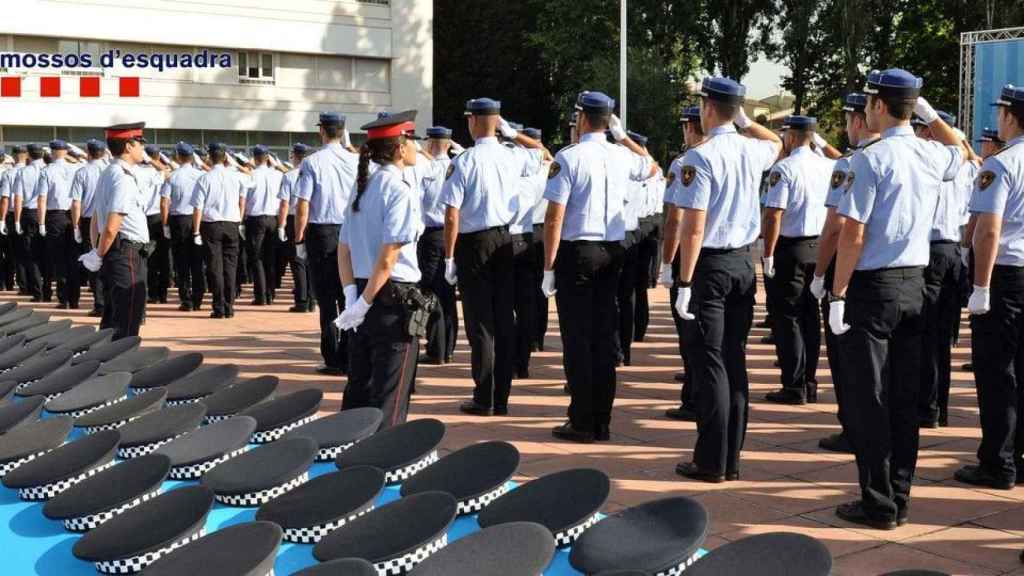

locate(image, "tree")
[[695, 0, 777, 79]]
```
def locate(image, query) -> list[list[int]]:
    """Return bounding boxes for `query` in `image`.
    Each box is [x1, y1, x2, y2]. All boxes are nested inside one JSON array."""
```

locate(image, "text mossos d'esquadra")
[[0, 49, 233, 72]]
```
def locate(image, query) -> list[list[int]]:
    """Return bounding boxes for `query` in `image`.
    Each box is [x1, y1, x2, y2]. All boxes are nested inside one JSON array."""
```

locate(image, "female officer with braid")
[[335, 111, 424, 428]]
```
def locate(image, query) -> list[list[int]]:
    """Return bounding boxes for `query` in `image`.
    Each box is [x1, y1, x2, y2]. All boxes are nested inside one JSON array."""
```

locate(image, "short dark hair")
[[583, 111, 610, 130], [1006, 106, 1024, 131], [176, 152, 192, 163], [27, 148, 43, 160], [706, 99, 739, 120], [322, 125, 343, 139], [877, 96, 915, 121], [209, 149, 227, 164], [788, 128, 813, 144], [685, 122, 704, 136], [107, 139, 128, 156]]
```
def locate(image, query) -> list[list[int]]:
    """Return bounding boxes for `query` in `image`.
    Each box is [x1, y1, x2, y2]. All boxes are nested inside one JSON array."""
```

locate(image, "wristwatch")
[[828, 293, 845, 303]]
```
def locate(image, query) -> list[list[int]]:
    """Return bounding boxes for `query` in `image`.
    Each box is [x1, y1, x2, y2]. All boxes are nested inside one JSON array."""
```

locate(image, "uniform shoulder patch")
[[978, 170, 996, 191], [667, 171, 676, 185], [769, 171, 782, 187], [445, 164, 455, 180], [830, 171, 845, 189], [682, 166, 697, 186], [845, 172, 855, 188], [548, 162, 562, 180]]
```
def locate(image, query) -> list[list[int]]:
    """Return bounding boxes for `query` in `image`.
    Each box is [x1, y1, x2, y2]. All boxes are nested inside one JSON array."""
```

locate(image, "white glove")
[[277, 227, 287, 242], [0, 220, 7, 236], [497, 118, 519, 140], [734, 107, 753, 130], [829, 299, 850, 335], [38, 223, 46, 236], [967, 285, 991, 315], [343, 284, 358, 310], [444, 258, 457, 285], [78, 249, 102, 272], [193, 234, 203, 246], [608, 114, 627, 142], [162, 225, 171, 240], [809, 274, 826, 300], [674, 286, 695, 320], [238, 224, 246, 240], [960, 247, 970, 269], [812, 133, 828, 150], [541, 270, 557, 298], [295, 242, 307, 261], [914, 97, 940, 124], [450, 142, 466, 155], [336, 296, 371, 332], [73, 227, 83, 244], [762, 256, 775, 279], [342, 129, 352, 149], [14, 221, 21, 235], [658, 263, 673, 288]]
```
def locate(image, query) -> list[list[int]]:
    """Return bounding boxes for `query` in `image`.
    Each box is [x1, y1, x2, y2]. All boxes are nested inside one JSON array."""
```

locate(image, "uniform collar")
[[116, 159, 133, 171], [856, 136, 880, 148], [474, 136, 499, 145], [789, 145, 813, 157], [210, 163, 226, 172], [30, 159, 44, 167], [708, 125, 737, 137], [1007, 135, 1024, 148], [581, 132, 605, 144], [89, 159, 104, 165], [881, 125, 915, 139], [379, 163, 403, 177], [326, 142, 343, 151]]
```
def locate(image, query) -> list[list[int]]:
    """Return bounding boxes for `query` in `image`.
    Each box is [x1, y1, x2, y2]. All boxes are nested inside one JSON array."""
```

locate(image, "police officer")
[[441, 98, 547, 416], [980, 126, 1005, 158], [543, 91, 657, 442], [528, 127, 552, 352], [14, 143, 49, 302], [37, 139, 81, 309], [616, 130, 653, 367], [0, 145, 26, 291], [276, 142, 315, 313], [336, 110, 423, 428], [160, 142, 205, 312], [510, 126, 544, 378], [70, 139, 109, 317], [672, 78, 783, 481], [829, 69, 970, 528], [245, 144, 283, 306], [79, 122, 150, 339], [417, 126, 458, 364], [191, 142, 248, 319], [809, 92, 880, 453], [635, 148, 665, 343], [295, 112, 357, 376], [139, 146, 169, 304], [956, 83, 1024, 491], [761, 116, 839, 405]]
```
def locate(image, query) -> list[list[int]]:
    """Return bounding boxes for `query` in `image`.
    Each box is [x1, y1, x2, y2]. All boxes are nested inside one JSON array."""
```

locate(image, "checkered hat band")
[[282, 504, 375, 544], [250, 414, 319, 444], [94, 527, 206, 574], [384, 451, 439, 485], [654, 550, 703, 576], [16, 378, 42, 391], [56, 395, 129, 418], [204, 413, 232, 424], [165, 397, 202, 407], [45, 391, 67, 401], [117, 434, 185, 459], [456, 483, 509, 515], [83, 417, 135, 434], [315, 440, 355, 462], [0, 450, 49, 478], [215, 472, 309, 507], [63, 489, 162, 532], [554, 512, 601, 547], [372, 533, 448, 576], [168, 447, 250, 480], [18, 459, 117, 501]]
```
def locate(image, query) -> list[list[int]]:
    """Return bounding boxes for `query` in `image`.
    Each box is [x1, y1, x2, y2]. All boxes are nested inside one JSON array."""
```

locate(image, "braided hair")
[[353, 135, 404, 212]]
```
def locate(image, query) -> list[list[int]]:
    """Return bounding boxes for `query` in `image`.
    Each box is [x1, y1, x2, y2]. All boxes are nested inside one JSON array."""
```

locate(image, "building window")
[[56, 39, 103, 76], [238, 51, 275, 85]]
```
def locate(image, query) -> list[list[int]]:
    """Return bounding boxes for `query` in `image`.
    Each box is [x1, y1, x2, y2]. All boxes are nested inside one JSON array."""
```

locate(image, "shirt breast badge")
[[977, 170, 996, 191], [547, 162, 561, 180], [682, 166, 696, 187]]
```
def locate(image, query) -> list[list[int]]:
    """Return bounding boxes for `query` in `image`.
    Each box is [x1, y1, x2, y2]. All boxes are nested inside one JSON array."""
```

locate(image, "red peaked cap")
[[105, 122, 146, 141], [361, 110, 418, 142]]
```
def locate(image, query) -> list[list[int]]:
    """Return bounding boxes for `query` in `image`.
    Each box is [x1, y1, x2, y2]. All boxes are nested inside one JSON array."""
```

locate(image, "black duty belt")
[[701, 244, 751, 256]]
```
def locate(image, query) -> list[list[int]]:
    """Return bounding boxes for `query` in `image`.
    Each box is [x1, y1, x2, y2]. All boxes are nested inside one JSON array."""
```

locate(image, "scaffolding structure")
[[960, 26, 1024, 139]]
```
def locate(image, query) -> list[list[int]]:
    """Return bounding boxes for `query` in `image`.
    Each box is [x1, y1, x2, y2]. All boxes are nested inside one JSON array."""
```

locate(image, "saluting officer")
[[245, 144, 284, 306], [980, 126, 1005, 158], [957, 84, 1024, 491], [671, 78, 783, 482], [0, 145, 27, 292], [336, 110, 424, 428], [510, 125, 544, 378], [440, 98, 547, 416], [635, 148, 665, 343], [71, 139, 109, 317], [79, 122, 150, 339], [809, 92, 880, 454], [829, 69, 970, 529], [616, 130, 653, 367], [14, 143, 49, 302], [761, 116, 839, 405], [295, 112, 358, 376], [527, 127, 552, 352], [161, 142, 206, 312], [37, 139, 81, 309], [140, 146, 170, 304], [276, 142, 315, 313], [543, 91, 657, 442]]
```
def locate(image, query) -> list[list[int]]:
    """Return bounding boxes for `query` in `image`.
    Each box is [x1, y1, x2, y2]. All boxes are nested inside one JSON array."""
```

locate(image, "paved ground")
[[19, 280, 1024, 575]]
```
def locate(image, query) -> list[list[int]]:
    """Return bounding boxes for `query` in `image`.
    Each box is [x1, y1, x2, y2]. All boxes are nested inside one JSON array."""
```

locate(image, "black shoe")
[[459, 401, 493, 416], [493, 406, 508, 416], [919, 417, 940, 429], [516, 368, 530, 379], [765, 389, 806, 405], [674, 371, 687, 383], [147, 297, 158, 304], [563, 383, 571, 395], [594, 424, 610, 442], [420, 354, 444, 366], [1017, 467, 1024, 485], [806, 382, 818, 404], [178, 302, 193, 312], [250, 300, 266, 306], [938, 409, 949, 427], [210, 311, 225, 319], [69, 302, 79, 310], [675, 462, 725, 483], [835, 501, 897, 530], [537, 343, 545, 352], [726, 470, 740, 481], [445, 354, 454, 364], [88, 308, 103, 318], [665, 405, 697, 421], [315, 365, 344, 376], [551, 422, 594, 443], [755, 318, 772, 328], [159, 296, 168, 304], [225, 309, 235, 318], [56, 302, 68, 310], [955, 464, 1016, 490], [819, 433, 853, 453], [962, 362, 974, 372], [288, 305, 306, 313], [30, 296, 41, 303], [897, 508, 909, 527], [760, 334, 775, 344]]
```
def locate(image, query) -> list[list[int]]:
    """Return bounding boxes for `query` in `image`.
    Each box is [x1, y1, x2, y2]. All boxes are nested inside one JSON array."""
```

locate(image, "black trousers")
[[531, 224, 549, 349], [200, 221, 240, 315], [635, 218, 659, 341], [20, 210, 48, 300], [455, 226, 515, 409], [45, 210, 80, 306], [342, 280, 418, 429], [512, 232, 536, 375], [307, 223, 346, 371], [284, 216, 313, 308], [671, 253, 695, 408], [79, 217, 105, 312], [823, 259, 847, 435], [245, 215, 277, 304], [7, 213, 24, 292], [970, 264, 1024, 482], [616, 231, 639, 365], [417, 227, 457, 360], [840, 266, 925, 521], [688, 247, 755, 475], [920, 241, 961, 422], [100, 239, 147, 340], [0, 214, 14, 290], [772, 236, 821, 397], [169, 215, 205, 307], [145, 214, 170, 302], [555, 240, 624, 431]]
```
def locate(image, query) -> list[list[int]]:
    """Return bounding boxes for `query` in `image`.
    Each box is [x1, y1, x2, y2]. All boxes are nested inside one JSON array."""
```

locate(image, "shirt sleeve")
[[515, 147, 544, 178], [13, 171, 24, 200], [190, 176, 207, 210], [763, 165, 791, 210], [673, 150, 712, 211], [108, 176, 136, 215], [1, 171, 11, 199], [295, 158, 316, 202], [70, 169, 84, 201], [439, 157, 466, 209], [969, 157, 1011, 216], [623, 147, 653, 182], [824, 159, 849, 208], [277, 174, 292, 201], [927, 141, 964, 182], [382, 186, 419, 245], [751, 139, 782, 172], [542, 151, 572, 206], [837, 152, 877, 224], [339, 210, 351, 247], [35, 170, 50, 199]]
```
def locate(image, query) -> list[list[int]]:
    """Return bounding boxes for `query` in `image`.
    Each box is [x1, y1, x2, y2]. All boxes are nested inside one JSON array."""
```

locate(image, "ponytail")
[[353, 144, 372, 212], [352, 136, 404, 213]]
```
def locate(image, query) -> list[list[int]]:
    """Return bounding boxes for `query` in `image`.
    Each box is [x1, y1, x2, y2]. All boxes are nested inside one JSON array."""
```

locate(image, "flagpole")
[[620, 0, 627, 125]]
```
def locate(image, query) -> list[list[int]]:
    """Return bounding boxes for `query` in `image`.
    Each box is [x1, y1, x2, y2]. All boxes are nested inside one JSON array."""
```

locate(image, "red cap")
[[104, 122, 146, 141]]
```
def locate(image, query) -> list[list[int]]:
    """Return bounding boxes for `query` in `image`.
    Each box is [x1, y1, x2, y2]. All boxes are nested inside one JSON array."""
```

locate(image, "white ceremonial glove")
[[449, 142, 466, 155], [78, 249, 102, 272], [336, 296, 371, 332], [657, 263, 674, 288], [674, 286, 695, 320], [277, 227, 287, 242], [238, 224, 246, 240], [960, 246, 970, 268], [444, 258, 457, 285], [829, 299, 851, 335], [73, 227, 83, 244], [162, 225, 171, 240], [809, 274, 826, 300], [342, 129, 353, 149], [497, 117, 519, 140], [14, 221, 21, 235], [812, 132, 828, 150], [761, 256, 775, 279], [343, 284, 358, 310], [608, 114, 627, 142], [295, 242, 307, 261], [38, 223, 46, 236], [0, 220, 7, 236], [734, 107, 753, 130], [541, 270, 557, 298], [193, 234, 203, 246], [914, 97, 940, 124], [967, 285, 991, 315]]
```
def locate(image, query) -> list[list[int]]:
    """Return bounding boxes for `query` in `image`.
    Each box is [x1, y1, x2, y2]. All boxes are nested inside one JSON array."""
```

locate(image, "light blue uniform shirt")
[[672, 125, 779, 248], [15, 159, 46, 209], [191, 165, 246, 223], [825, 156, 852, 209], [510, 152, 543, 234], [94, 160, 150, 243], [160, 164, 204, 216], [295, 143, 359, 225], [135, 164, 165, 216], [340, 164, 421, 283], [440, 137, 544, 234], [246, 165, 284, 217], [37, 158, 77, 211], [930, 160, 976, 242], [764, 145, 834, 237], [419, 155, 450, 229], [646, 173, 666, 216], [1, 165, 23, 213], [529, 163, 549, 226], [71, 160, 105, 218], [623, 178, 646, 232], [666, 154, 686, 207], [969, 136, 1024, 266], [544, 133, 652, 242], [839, 125, 963, 270], [278, 168, 301, 216]]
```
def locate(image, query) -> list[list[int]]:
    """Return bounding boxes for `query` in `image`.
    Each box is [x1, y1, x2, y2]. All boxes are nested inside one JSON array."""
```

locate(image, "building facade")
[[0, 0, 433, 155]]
